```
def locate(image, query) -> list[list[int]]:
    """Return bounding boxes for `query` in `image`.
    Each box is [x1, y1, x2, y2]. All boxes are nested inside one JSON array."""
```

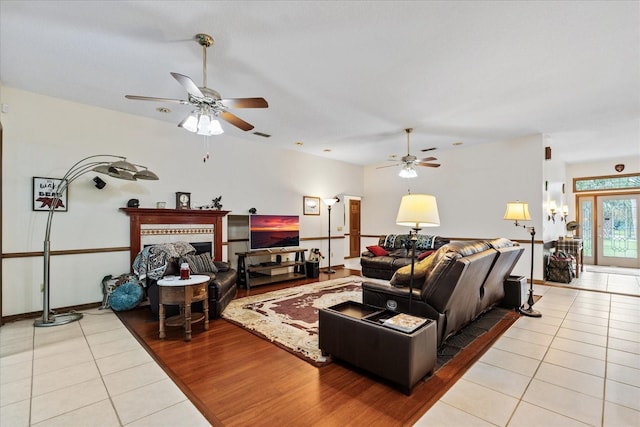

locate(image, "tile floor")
[[415, 267, 640, 427], [0, 308, 209, 427], [1, 266, 638, 427]]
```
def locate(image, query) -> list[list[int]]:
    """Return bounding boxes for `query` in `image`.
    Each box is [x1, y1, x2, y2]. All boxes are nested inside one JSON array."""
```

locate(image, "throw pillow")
[[100, 273, 138, 309], [418, 250, 434, 261], [366, 245, 389, 256], [109, 282, 144, 311], [390, 253, 435, 287], [182, 252, 218, 274]]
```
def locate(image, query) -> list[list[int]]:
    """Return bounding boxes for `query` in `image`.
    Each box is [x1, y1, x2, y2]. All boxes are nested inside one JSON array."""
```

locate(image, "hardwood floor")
[[117, 268, 517, 427]]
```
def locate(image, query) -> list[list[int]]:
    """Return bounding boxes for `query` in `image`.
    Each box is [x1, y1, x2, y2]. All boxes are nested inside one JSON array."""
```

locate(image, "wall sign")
[[33, 177, 68, 212]]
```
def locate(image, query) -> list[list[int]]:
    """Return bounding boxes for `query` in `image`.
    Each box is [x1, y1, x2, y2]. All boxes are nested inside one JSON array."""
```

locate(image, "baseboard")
[[1, 301, 102, 324]]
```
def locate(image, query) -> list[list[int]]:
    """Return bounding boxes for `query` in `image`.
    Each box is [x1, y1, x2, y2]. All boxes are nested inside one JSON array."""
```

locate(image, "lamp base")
[[324, 269, 336, 274], [518, 306, 542, 318], [34, 312, 83, 327]]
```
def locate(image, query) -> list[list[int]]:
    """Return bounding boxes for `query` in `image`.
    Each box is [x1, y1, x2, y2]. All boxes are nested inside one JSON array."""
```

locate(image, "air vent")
[[253, 131, 271, 138]]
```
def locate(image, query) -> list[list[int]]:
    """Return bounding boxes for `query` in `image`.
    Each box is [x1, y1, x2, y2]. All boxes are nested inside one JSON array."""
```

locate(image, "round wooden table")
[[157, 274, 209, 341]]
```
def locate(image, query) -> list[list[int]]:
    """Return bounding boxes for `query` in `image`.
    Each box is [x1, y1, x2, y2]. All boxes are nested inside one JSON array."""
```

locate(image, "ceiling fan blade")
[[170, 72, 205, 98], [421, 147, 437, 152], [376, 163, 402, 169], [418, 156, 437, 162], [125, 95, 189, 104], [416, 162, 441, 168], [219, 111, 254, 131], [221, 98, 268, 108]]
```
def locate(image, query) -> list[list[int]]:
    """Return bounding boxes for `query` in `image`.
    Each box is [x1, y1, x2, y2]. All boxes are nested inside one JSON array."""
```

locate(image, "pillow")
[[366, 245, 389, 256], [390, 254, 434, 287], [213, 261, 230, 272], [182, 252, 218, 274], [418, 250, 434, 261], [100, 273, 138, 309], [109, 282, 144, 311]]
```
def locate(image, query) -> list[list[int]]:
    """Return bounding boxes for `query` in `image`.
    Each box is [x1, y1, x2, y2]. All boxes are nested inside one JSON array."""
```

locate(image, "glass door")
[[578, 196, 595, 265], [597, 195, 639, 268]]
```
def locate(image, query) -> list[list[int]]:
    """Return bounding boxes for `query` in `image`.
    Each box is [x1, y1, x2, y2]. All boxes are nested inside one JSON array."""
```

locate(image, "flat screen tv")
[[250, 214, 300, 250]]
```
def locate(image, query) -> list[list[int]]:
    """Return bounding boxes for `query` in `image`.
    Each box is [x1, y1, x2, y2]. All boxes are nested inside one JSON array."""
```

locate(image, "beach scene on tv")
[[250, 215, 300, 250]]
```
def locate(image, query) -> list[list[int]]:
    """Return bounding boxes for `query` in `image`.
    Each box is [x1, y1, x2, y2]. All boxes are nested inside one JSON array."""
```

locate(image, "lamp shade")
[[396, 194, 440, 227], [324, 197, 339, 207], [398, 165, 418, 178], [504, 201, 531, 221]]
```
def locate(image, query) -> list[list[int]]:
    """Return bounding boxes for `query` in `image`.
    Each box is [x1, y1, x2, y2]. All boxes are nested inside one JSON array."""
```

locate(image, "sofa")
[[362, 238, 524, 346], [360, 234, 450, 280], [142, 250, 238, 320]]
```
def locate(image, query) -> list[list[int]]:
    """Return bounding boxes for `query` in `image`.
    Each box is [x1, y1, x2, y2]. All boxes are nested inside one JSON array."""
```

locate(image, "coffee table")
[[157, 274, 209, 341]]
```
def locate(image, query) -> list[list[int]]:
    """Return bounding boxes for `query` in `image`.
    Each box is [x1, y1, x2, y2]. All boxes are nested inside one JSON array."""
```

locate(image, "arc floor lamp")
[[323, 197, 339, 274], [396, 193, 440, 312], [504, 201, 541, 318], [35, 155, 159, 327]]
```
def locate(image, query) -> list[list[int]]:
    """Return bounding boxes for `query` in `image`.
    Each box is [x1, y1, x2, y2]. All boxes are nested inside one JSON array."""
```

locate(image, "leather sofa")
[[362, 238, 524, 346], [360, 234, 450, 280], [146, 258, 237, 320]]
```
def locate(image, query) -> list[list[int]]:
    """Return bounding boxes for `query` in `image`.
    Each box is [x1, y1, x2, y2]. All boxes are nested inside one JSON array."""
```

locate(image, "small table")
[[157, 275, 209, 341]]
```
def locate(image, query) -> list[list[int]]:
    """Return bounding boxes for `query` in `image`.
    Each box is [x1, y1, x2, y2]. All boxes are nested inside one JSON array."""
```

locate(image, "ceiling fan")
[[125, 33, 268, 135], [377, 128, 441, 178]]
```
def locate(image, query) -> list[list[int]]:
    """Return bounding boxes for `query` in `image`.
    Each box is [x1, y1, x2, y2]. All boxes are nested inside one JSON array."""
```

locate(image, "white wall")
[[1, 86, 363, 315], [362, 135, 545, 282]]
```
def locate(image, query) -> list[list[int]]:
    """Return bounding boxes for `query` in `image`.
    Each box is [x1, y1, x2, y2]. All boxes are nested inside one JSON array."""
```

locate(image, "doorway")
[[348, 199, 361, 258], [578, 193, 639, 268]]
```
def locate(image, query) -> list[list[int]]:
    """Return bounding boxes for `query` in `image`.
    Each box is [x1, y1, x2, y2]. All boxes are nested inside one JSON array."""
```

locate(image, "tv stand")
[[236, 248, 307, 289]]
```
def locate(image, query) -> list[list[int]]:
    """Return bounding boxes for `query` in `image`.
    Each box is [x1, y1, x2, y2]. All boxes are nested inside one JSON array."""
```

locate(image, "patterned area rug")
[[221, 276, 368, 366]]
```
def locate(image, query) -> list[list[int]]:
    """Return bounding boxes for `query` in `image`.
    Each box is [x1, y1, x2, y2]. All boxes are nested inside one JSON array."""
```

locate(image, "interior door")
[[349, 199, 361, 258], [597, 194, 639, 267]]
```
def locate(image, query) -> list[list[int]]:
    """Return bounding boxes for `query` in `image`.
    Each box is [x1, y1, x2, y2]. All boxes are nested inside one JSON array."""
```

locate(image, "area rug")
[[221, 276, 368, 366]]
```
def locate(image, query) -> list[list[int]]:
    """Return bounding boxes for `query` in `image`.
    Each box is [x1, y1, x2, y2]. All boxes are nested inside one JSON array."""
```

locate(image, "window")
[[574, 173, 640, 192]]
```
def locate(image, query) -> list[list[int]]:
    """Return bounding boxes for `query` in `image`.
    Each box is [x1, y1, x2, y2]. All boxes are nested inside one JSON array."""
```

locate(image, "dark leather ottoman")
[[319, 301, 437, 395]]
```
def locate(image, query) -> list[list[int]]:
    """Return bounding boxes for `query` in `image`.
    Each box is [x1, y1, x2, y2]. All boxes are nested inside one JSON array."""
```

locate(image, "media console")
[[236, 248, 307, 289]]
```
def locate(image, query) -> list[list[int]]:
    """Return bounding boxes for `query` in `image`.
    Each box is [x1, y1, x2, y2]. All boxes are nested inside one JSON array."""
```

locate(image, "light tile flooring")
[[415, 267, 640, 427], [0, 308, 209, 427], [1, 265, 638, 427]]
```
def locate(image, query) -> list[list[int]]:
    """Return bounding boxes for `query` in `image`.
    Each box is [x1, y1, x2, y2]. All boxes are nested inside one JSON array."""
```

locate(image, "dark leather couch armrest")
[[362, 281, 420, 299]]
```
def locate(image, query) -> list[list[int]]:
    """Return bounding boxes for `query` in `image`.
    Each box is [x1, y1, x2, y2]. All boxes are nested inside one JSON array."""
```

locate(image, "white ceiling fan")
[[125, 33, 268, 136], [377, 128, 441, 178]]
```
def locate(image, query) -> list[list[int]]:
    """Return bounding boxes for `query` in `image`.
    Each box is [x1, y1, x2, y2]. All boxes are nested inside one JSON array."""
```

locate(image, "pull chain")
[[203, 136, 210, 163]]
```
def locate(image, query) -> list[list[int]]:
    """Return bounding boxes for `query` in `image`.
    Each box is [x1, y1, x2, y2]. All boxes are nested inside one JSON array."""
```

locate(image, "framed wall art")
[[33, 177, 68, 212], [303, 196, 320, 215]]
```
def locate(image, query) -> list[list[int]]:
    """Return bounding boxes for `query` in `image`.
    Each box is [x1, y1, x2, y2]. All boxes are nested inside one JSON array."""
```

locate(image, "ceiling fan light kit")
[[377, 128, 441, 178], [125, 33, 268, 138]]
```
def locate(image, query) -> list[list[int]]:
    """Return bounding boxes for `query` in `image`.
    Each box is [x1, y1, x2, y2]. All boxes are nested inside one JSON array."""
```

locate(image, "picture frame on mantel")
[[303, 196, 320, 215], [33, 177, 68, 212]]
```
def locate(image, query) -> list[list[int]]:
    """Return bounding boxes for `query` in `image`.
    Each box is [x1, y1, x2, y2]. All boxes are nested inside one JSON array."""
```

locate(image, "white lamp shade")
[[178, 114, 198, 132], [323, 197, 338, 207], [209, 119, 224, 135], [504, 201, 531, 221], [396, 194, 440, 227]]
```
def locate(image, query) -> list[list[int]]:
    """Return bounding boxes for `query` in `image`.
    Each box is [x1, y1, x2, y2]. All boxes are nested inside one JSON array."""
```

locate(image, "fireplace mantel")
[[120, 208, 230, 266]]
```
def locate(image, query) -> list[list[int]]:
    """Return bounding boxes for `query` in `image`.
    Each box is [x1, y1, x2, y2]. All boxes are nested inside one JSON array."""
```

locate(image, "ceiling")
[[1, 1, 638, 166]]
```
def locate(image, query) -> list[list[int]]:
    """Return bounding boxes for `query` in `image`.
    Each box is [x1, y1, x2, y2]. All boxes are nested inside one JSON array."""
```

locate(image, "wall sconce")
[[561, 205, 569, 222], [547, 200, 557, 223]]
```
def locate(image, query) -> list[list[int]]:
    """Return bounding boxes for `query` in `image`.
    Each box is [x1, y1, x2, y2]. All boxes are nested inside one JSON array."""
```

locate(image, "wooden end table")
[[157, 274, 209, 341]]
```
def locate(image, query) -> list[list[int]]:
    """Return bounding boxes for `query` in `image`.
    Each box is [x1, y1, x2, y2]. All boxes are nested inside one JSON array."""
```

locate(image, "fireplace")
[[121, 208, 229, 267]]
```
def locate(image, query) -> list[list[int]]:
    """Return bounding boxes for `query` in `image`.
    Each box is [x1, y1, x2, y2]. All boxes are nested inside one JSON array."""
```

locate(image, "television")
[[250, 214, 300, 250]]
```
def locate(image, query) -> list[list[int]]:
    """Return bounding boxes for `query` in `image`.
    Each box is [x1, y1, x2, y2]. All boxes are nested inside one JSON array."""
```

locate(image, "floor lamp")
[[35, 155, 159, 327], [323, 197, 339, 274], [395, 193, 440, 313], [504, 201, 541, 318]]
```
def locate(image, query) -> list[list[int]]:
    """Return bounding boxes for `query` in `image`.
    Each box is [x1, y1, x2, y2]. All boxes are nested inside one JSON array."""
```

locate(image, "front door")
[[579, 193, 640, 267], [597, 194, 639, 268], [349, 199, 361, 258]]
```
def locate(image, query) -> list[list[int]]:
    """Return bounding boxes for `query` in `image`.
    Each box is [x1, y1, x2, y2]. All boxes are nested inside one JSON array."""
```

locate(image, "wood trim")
[[3, 246, 130, 259], [120, 208, 230, 265]]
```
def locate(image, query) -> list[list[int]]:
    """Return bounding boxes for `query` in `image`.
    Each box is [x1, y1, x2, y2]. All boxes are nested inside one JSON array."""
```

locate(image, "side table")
[[157, 275, 209, 341]]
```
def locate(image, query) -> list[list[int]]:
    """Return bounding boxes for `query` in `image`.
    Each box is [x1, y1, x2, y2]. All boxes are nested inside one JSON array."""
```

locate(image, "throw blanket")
[[133, 241, 196, 280]]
